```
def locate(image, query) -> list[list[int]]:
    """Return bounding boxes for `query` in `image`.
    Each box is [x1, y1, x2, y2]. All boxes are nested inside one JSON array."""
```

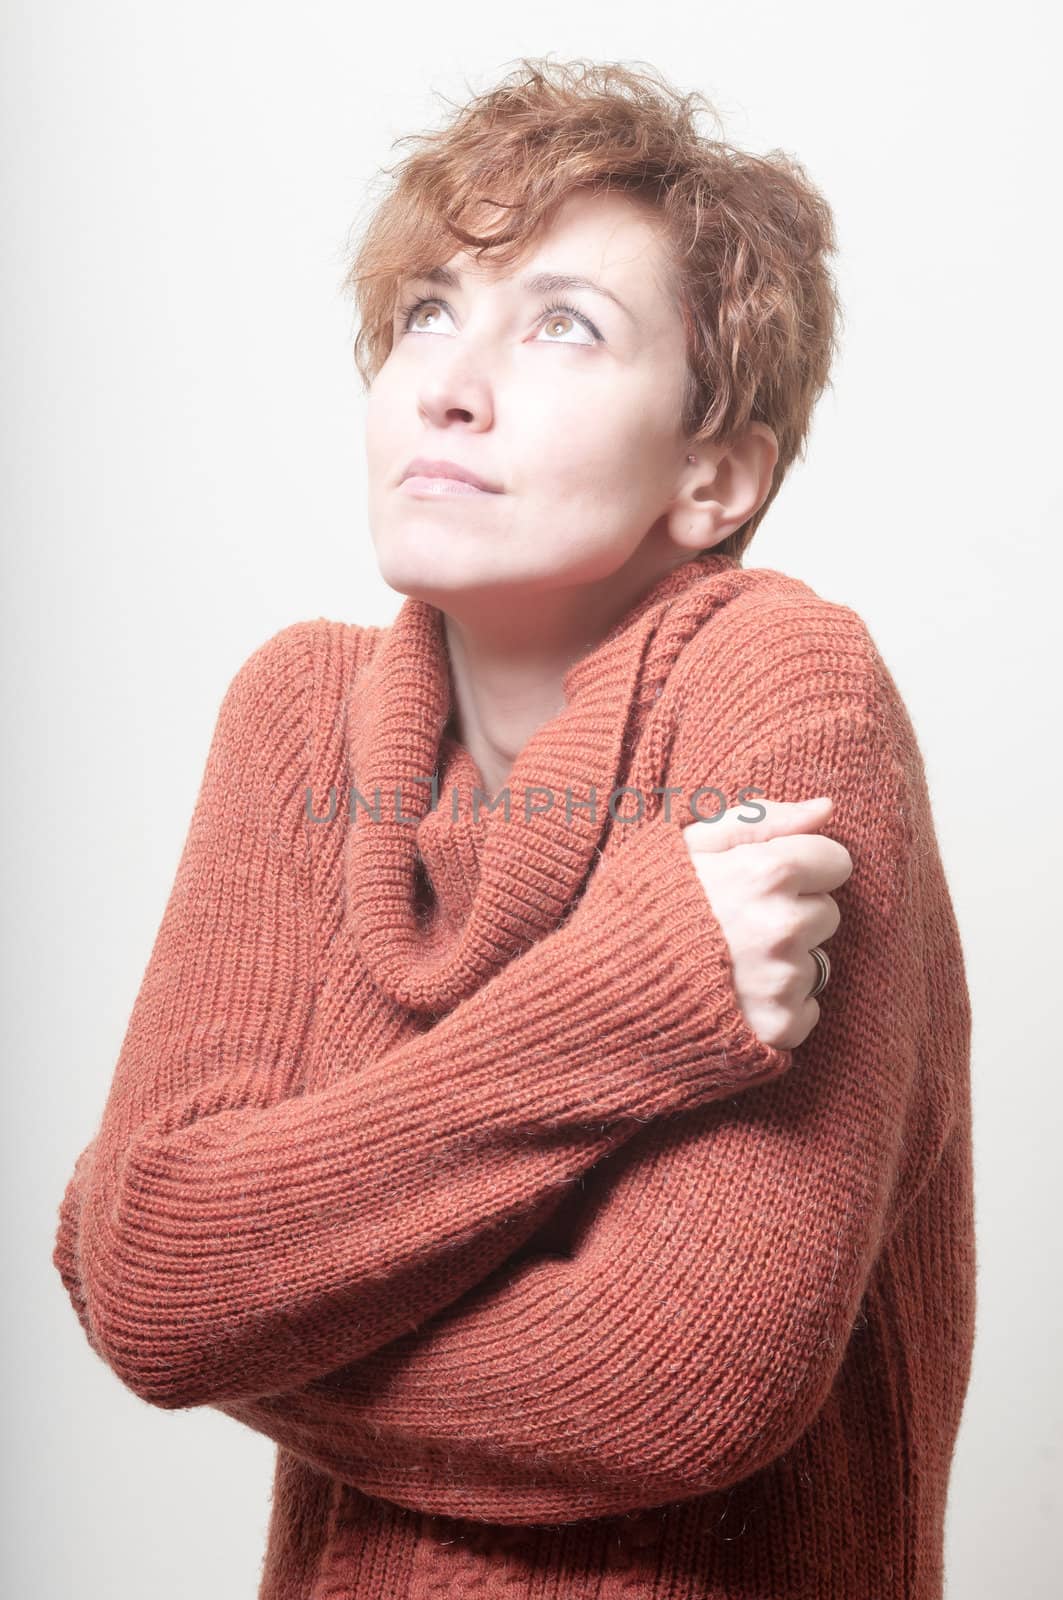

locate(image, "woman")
[[53, 58, 975, 1600]]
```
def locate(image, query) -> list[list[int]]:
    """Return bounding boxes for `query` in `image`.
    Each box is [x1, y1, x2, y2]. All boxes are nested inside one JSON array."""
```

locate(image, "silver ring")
[[808, 945, 831, 999]]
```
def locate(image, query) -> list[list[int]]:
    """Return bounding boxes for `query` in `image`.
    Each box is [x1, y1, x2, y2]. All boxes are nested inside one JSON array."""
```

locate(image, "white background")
[[7, 3, 1060, 1595]]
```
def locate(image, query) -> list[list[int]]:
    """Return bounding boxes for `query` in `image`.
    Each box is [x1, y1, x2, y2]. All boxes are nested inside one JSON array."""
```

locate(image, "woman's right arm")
[[53, 618, 808, 1412]]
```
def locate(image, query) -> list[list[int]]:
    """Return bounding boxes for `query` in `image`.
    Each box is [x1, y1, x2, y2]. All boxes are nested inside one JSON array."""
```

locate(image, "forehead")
[[419, 189, 675, 311]]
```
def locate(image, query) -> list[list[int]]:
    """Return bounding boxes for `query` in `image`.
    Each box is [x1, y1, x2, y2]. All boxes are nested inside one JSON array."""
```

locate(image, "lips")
[[400, 457, 503, 493]]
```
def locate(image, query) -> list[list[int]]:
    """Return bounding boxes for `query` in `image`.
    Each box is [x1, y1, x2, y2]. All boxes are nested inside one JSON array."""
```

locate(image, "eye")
[[395, 296, 602, 345], [534, 303, 601, 344], [397, 297, 453, 336]]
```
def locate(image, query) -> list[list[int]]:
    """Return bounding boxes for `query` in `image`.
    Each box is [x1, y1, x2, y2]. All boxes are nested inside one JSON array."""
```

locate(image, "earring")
[[686, 454, 696, 464]]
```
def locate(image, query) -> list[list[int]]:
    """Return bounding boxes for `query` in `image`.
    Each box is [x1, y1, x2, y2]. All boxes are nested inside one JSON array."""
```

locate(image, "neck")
[[441, 618, 569, 802], [439, 549, 697, 800]]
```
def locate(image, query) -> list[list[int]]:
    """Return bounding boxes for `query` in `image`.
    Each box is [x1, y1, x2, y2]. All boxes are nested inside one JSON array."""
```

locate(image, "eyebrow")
[[403, 264, 637, 324]]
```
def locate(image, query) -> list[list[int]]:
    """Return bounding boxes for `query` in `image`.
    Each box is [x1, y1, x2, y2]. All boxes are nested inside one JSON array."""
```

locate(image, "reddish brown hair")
[[341, 56, 842, 559]]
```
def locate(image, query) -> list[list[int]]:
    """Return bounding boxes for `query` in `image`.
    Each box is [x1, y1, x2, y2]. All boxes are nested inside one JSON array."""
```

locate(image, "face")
[[364, 187, 709, 611]]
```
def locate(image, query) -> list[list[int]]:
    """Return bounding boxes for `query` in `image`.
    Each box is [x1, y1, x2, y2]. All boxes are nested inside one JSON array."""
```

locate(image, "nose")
[[415, 338, 497, 433]]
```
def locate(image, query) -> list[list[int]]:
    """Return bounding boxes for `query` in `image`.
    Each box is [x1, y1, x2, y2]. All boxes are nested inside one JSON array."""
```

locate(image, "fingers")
[[682, 795, 834, 856], [784, 993, 822, 1051], [791, 890, 843, 950], [685, 820, 853, 896], [759, 833, 854, 895], [677, 794, 850, 1053]]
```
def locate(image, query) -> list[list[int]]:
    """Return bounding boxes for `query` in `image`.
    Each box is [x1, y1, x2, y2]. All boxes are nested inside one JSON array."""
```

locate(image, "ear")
[[667, 424, 779, 555]]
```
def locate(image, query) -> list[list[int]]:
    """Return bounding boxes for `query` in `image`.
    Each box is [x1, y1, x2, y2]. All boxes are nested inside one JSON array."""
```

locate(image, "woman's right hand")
[[681, 795, 852, 1050]]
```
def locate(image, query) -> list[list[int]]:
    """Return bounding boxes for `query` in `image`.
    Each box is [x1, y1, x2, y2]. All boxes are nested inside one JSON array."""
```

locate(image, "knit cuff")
[[576, 817, 794, 1108]]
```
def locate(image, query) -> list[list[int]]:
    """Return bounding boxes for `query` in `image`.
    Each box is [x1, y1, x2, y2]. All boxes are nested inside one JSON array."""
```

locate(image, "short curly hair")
[[341, 56, 843, 560]]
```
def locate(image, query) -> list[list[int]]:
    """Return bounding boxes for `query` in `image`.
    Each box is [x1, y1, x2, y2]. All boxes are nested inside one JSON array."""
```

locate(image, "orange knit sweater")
[[53, 552, 976, 1598]]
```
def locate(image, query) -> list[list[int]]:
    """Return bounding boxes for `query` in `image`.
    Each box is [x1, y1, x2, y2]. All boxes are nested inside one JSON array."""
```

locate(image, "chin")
[[372, 533, 519, 599], [372, 548, 484, 602]]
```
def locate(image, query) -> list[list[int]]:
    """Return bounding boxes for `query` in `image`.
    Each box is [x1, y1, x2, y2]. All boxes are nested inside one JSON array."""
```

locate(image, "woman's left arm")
[[210, 709, 967, 1524]]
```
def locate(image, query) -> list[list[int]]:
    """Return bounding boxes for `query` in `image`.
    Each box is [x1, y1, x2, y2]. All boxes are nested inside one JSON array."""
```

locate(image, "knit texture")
[[53, 552, 976, 1598]]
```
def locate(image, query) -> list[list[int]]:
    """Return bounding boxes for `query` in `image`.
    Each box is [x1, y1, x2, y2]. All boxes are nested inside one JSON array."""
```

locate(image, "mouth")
[[399, 457, 503, 495], [400, 475, 495, 498]]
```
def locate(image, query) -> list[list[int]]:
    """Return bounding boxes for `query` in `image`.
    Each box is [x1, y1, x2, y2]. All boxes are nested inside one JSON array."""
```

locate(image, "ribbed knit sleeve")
[[53, 626, 802, 1414], [52, 620, 319, 1378], [209, 710, 946, 1527]]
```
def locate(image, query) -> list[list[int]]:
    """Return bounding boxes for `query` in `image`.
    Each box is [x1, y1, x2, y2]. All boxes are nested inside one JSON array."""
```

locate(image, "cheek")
[[364, 394, 408, 477], [547, 420, 669, 511], [366, 352, 408, 415], [548, 370, 666, 455], [522, 394, 641, 483]]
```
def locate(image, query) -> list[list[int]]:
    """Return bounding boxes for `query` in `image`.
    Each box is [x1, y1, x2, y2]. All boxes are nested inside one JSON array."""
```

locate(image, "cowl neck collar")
[[345, 551, 743, 1014]]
